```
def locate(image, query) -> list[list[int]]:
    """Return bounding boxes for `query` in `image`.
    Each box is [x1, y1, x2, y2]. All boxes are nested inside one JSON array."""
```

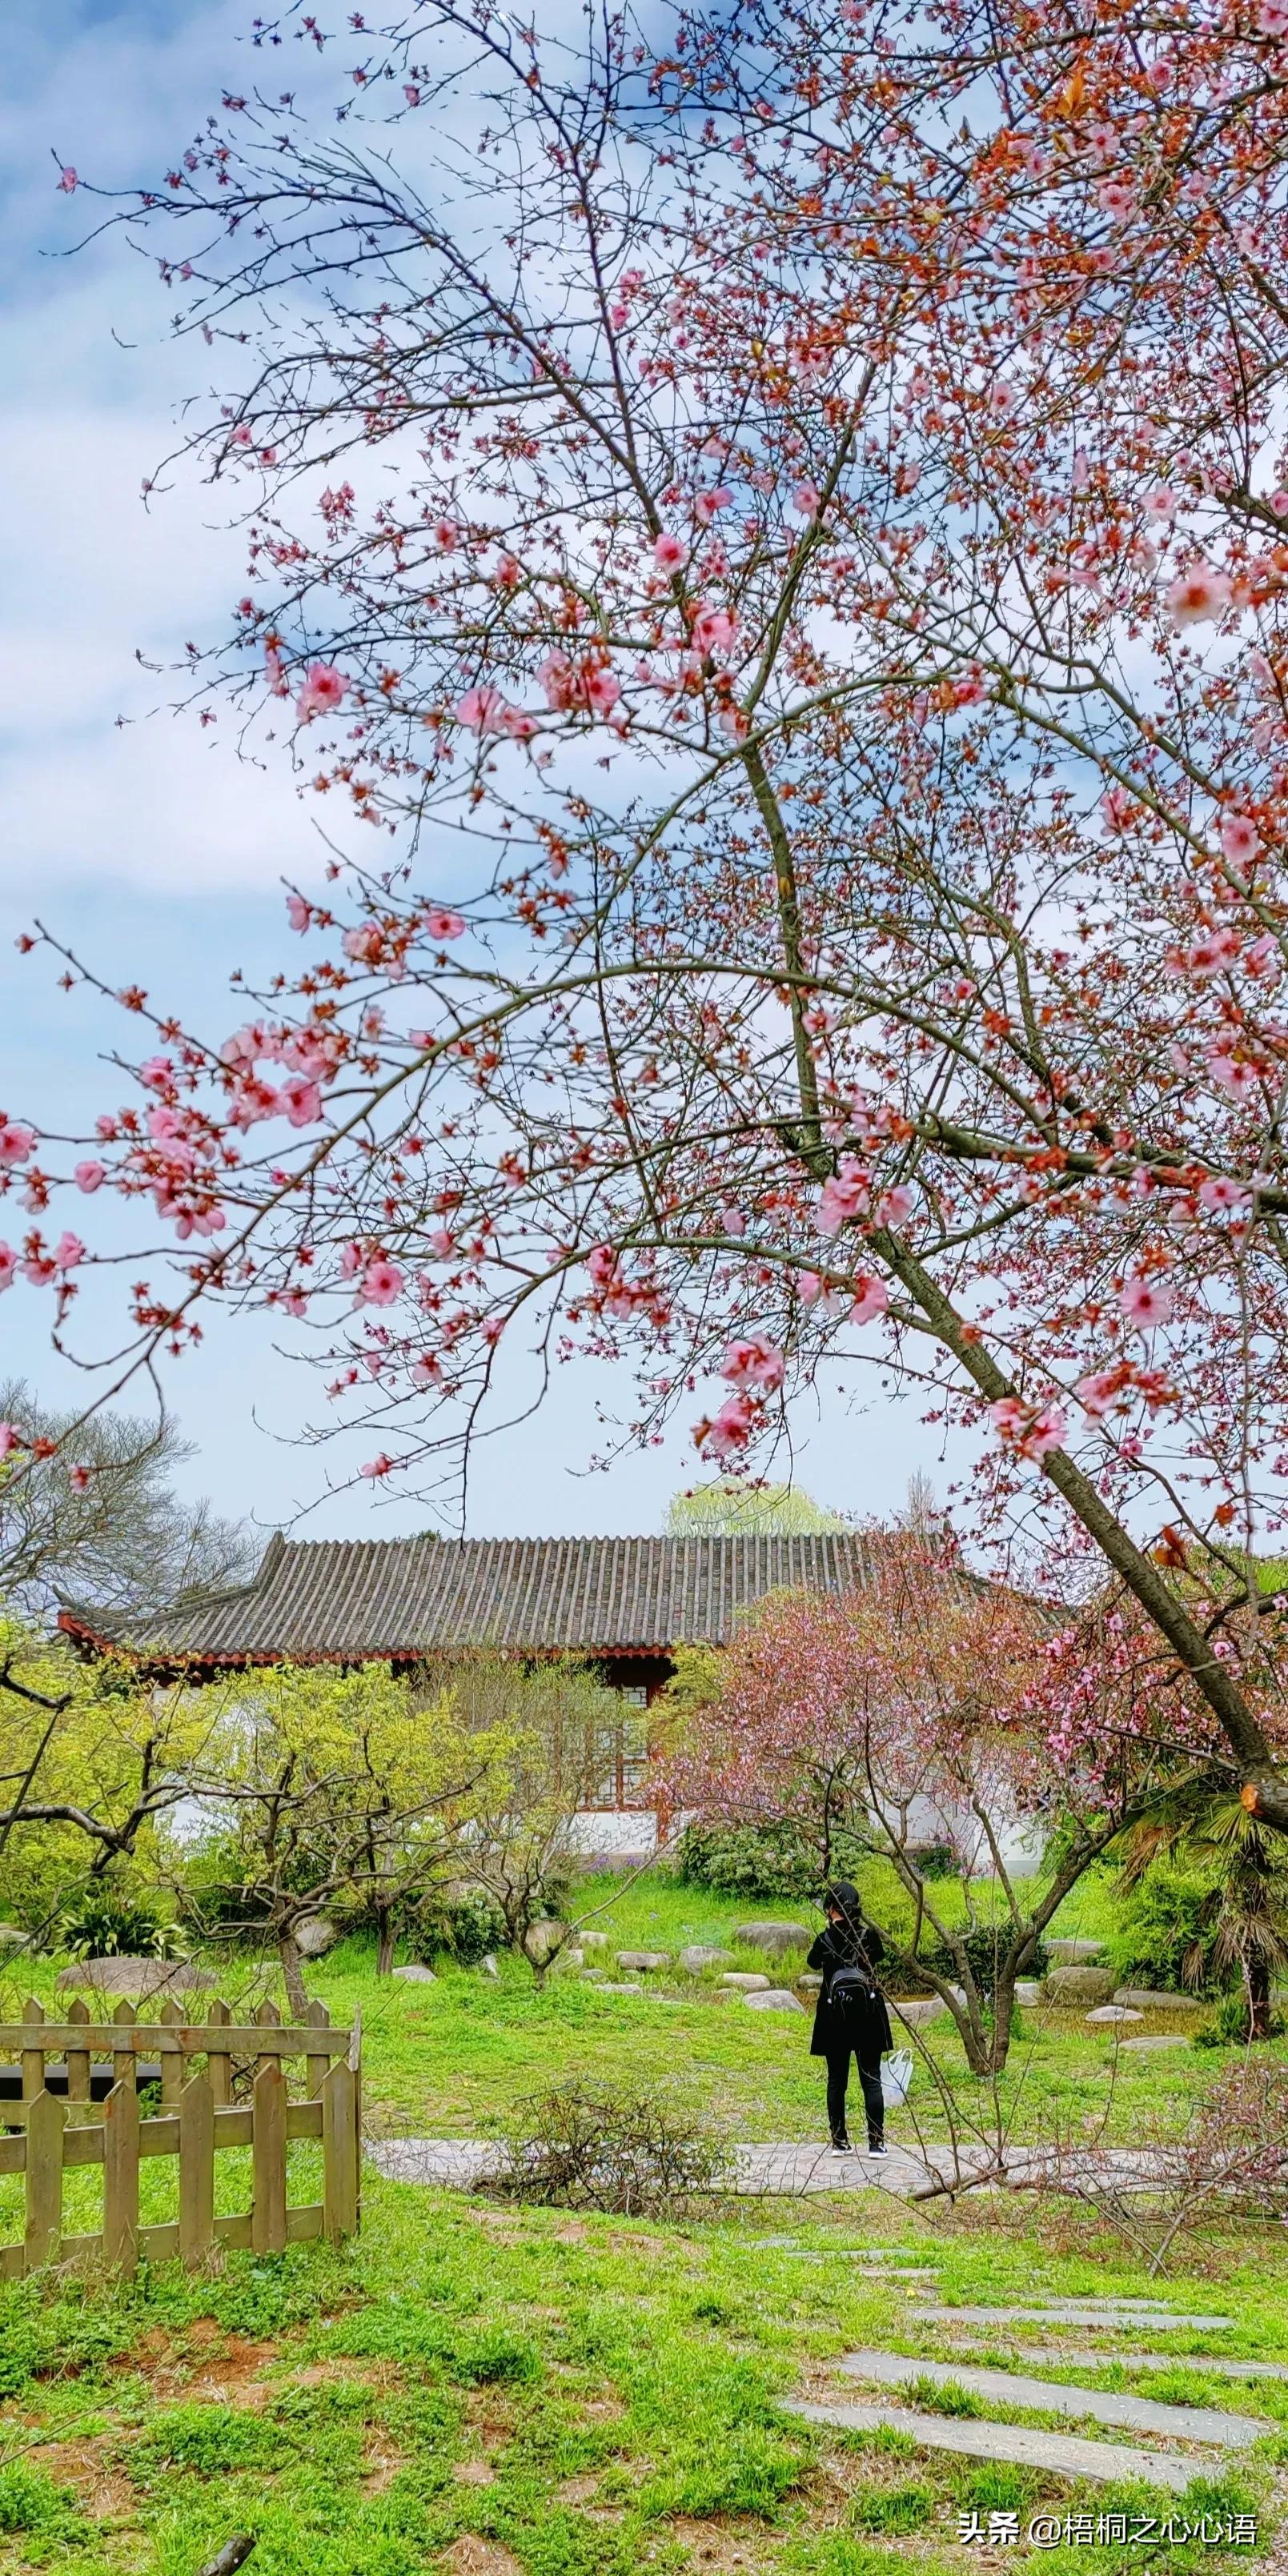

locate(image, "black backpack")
[[828, 1961, 877, 2017]]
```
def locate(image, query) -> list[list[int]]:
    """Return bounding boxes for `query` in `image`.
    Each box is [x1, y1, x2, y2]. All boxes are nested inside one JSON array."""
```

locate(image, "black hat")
[[822, 1880, 862, 1921]]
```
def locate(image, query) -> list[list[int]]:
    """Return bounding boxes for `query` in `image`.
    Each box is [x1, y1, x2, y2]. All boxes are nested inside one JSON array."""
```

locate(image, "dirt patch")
[[362, 2435, 408, 2493], [278, 2358, 401, 2394], [463, 2390, 519, 2445], [25, 2437, 137, 2524], [453, 2459, 498, 2486], [580, 2394, 627, 2422], [664, 2515, 779, 2571], [441, 2538, 525, 2576], [555, 2474, 602, 2506]]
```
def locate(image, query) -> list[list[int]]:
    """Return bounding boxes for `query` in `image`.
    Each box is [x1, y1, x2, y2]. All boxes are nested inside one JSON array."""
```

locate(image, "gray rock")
[[1045, 1937, 1105, 1964], [678, 1945, 737, 1975], [1044, 1964, 1116, 2004], [720, 1971, 772, 1992], [1120, 2035, 1191, 2054], [744, 1987, 807, 2015], [615, 1949, 670, 1972], [1013, 1980, 1043, 2007], [893, 1996, 949, 2028], [56, 1957, 214, 2000], [795, 1972, 823, 1993], [1112, 1987, 1198, 2010], [580, 1930, 608, 1953], [479, 1953, 500, 1979], [1086, 2004, 1144, 2025], [600, 1981, 643, 1994], [295, 1915, 340, 1959], [733, 1921, 813, 1957], [524, 1921, 569, 1965], [392, 1964, 438, 1983], [558, 1946, 584, 1969]]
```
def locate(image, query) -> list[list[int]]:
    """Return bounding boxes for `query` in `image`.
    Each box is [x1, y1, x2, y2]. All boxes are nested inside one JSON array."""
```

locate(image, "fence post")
[[206, 1998, 231, 2108], [102, 2077, 140, 2276], [24, 2090, 66, 2274], [179, 2073, 215, 2267], [112, 1997, 134, 2088], [251, 2061, 287, 2254], [321, 2061, 359, 2242], [66, 1996, 90, 2117], [304, 1997, 331, 2098], [158, 1998, 183, 2107], [22, 1997, 46, 2102]]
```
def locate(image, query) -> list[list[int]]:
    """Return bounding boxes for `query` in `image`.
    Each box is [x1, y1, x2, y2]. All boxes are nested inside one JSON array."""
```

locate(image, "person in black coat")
[[806, 1880, 893, 2155]]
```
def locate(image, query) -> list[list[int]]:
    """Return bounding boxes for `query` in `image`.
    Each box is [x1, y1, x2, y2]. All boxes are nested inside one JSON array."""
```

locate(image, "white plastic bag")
[[881, 2047, 913, 2108]]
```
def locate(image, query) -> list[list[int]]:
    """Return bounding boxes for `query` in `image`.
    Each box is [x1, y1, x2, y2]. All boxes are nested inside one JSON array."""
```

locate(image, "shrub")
[[487, 2081, 733, 2215], [674, 1818, 862, 1898], [50, 1881, 186, 1961], [919, 1927, 1049, 1995], [1110, 1860, 1224, 1996], [1194, 1992, 1287, 2048], [403, 1887, 508, 1965]]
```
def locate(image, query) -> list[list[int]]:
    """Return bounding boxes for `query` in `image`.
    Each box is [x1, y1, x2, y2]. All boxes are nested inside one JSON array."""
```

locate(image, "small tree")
[[1115, 1788, 1288, 2042], [664, 1534, 1182, 2075], [665, 1483, 849, 1538], [179, 1662, 502, 2011], [441, 1658, 640, 1982]]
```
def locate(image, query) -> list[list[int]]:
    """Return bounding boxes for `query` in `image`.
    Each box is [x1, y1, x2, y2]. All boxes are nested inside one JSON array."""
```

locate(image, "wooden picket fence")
[[0, 1995, 361, 2278]]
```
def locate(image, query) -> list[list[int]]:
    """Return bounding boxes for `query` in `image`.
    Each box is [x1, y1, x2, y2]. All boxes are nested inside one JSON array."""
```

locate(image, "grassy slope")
[[0, 2181, 1285, 2576]]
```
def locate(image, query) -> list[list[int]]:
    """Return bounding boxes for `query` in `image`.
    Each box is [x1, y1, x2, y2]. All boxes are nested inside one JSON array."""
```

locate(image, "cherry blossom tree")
[[659, 1536, 1181, 2073], [15, 0, 1288, 1826]]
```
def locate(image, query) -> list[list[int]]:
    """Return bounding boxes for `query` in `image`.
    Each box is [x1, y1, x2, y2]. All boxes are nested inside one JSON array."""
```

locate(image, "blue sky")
[[0, 0, 961, 1553]]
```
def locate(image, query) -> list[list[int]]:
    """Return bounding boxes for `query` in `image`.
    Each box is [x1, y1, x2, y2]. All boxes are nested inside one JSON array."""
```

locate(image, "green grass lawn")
[[0, 2177, 1285, 2576]]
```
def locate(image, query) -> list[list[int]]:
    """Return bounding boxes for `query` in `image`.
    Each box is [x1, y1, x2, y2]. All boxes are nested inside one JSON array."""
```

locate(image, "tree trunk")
[[278, 1926, 308, 2018], [375, 1912, 396, 1977], [1247, 1954, 1273, 2041], [986, 1967, 1019, 2075]]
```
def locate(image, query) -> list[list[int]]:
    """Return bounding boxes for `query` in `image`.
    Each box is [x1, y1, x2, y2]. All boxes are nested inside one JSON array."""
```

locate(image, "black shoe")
[[865, 2140, 889, 2157], [829, 2137, 853, 2155]]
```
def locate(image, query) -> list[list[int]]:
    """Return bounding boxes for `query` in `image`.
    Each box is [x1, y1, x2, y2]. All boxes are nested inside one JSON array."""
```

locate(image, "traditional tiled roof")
[[59, 1530, 873, 1670]]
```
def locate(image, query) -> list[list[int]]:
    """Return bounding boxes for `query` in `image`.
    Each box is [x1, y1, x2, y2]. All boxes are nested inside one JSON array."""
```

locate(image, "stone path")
[[961, 2347, 1287, 2382], [781, 2398, 1199, 2492], [366, 2136, 1175, 2198], [915, 2302, 1234, 2330], [835, 2350, 1267, 2445]]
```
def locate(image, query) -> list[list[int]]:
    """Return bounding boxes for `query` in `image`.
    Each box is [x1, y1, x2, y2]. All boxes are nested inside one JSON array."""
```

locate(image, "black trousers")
[[825, 2044, 885, 2146]]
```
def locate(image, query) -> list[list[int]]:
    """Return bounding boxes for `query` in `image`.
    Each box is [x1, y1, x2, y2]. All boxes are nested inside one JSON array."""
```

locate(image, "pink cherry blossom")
[[583, 663, 622, 717], [1207, 1051, 1259, 1101], [0, 1421, 23, 1456], [0, 1246, 16, 1293], [1165, 564, 1232, 627], [814, 1156, 869, 1237], [433, 519, 459, 552], [1183, 925, 1242, 977], [720, 1332, 785, 1392], [138, 1056, 174, 1091], [282, 1076, 323, 1128], [874, 1185, 913, 1228], [411, 1354, 443, 1387], [54, 1232, 85, 1271], [359, 1257, 404, 1307], [653, 531, 686, 572], [849, 1273, 889, 1324], [1025, 1404, 1068, 1457], [425, 907, 467, 941], [791, 478, 821, 519], [0, 1124, 34, 1168], [1198, 1174, 1250, 1213], [287, 893, 311, 933], [295, 661, 347, 720], [989, 381, 1017, 417], [21, 1252, 57, 1287], [719, 1204, 746, 1237], [342, 923, 383, 965], [68, 1464, 91, 1493], [360, 1452, 397, 1478], [989, 1396, 1030, 1443], [798, 1270, 822, 1304], [1258, 0, 1288, 31], [266, 645, 290, 698], [339, 1243, 363, 1279], [693, 487, 734, 526], [1120, 1273, 1174, 1328], [1219, 814, 1259, 867], [1100, 785, 1135, 833], [74, 1160, 106, 1194], [691, 604, 738, 657], [1097, 178, 1134, 220], [1075, 1368, 1128, 1417], [57, 166, 78, 193], [696, 1392, 756, 1458], [427, 1228, 455, 1259], [455, 685, 511, 735]]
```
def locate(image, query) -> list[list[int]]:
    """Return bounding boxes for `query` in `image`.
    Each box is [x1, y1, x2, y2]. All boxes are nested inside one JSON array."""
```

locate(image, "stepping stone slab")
[[615, 1949, 670, 1971], [837, 2351, 1266, 2446], [1087, 2005, 1144, 2024], [893, 1997, 949, 2028], [1045, 1938, 1106, 1963], [720, 1972, 772, 1991], [916, 2303, 1234, 2330], [732, 1921, 813, 1957], [780, 2398, 1195, 2492], [1013, 1981, 1043, 2007], [678, 1945, 736, 1974], [1120, 2036, 1191, 2054], [392, 1964, 438, 1982], [744, 1987, 807, 2013], [957, 2348, 1288, 2384], [1113, 1989, 1198, 2010]]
